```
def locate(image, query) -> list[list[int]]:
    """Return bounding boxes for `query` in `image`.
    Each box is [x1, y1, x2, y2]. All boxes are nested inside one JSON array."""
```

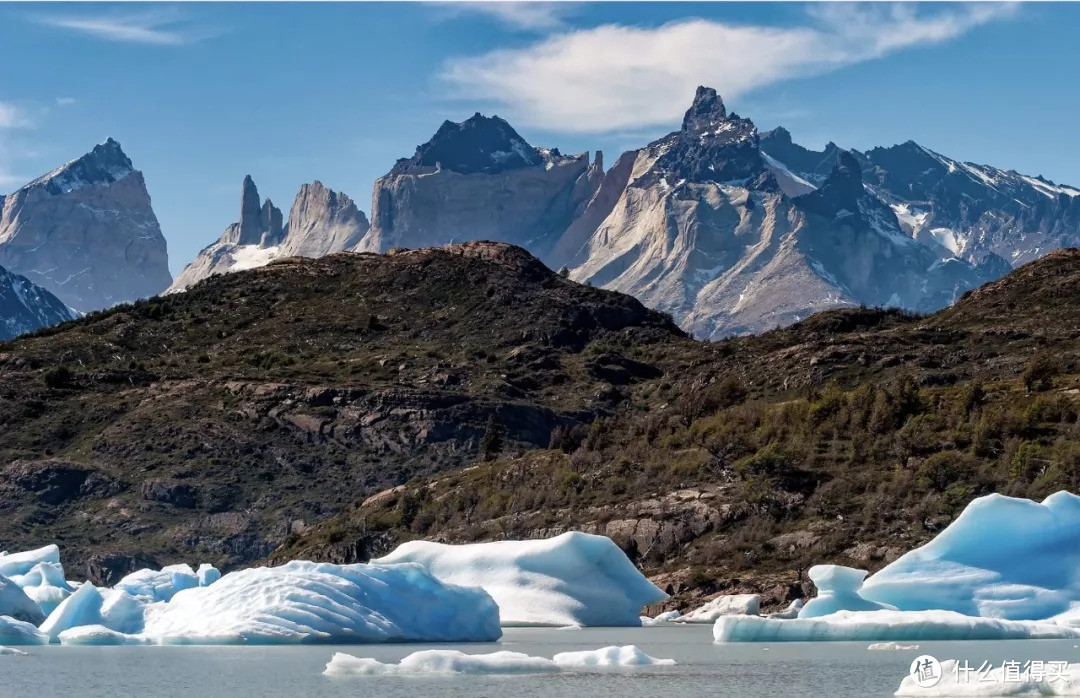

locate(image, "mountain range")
[[3, 86, 1080, 340]]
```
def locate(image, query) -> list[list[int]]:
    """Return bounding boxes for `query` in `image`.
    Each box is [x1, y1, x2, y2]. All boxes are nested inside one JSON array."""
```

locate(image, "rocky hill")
[[274, 247, 1080, 610], [0, 241, 683, 582], [0, 139, 171, 312]]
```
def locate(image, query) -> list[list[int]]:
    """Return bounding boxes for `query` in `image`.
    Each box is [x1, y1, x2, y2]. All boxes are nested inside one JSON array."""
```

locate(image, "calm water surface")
[[3, 626, 1079, 697]]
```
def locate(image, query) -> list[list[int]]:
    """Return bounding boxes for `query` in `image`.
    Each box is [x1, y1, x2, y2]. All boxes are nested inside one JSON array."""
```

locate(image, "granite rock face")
[[280, 181, 369, 258], [357, 113, 601, 260], [170, 177, 372, 292], [0, 264, 76, 340], [557, 88, 996, 338], [0, 139, 171, 312]]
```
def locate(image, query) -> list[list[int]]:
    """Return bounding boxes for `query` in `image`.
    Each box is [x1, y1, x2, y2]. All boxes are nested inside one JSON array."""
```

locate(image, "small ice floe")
[[895, 659, 1080, 696], [324, 645, 676, 677], [0, 646, 28, 655], [679, 594, 761, 623], [640, 610, 681, 626], [867, 642, 919, 651]]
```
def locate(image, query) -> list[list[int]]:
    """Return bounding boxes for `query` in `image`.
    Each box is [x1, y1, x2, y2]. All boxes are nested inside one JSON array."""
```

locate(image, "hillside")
[[0, 242, 685, 582], [277, 249, 1080, 610]]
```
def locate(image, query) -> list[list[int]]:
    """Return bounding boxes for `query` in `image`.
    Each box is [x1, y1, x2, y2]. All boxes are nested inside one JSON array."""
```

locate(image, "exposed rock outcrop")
[[0, 139, 171, 312], [280, 181, 369, 258]]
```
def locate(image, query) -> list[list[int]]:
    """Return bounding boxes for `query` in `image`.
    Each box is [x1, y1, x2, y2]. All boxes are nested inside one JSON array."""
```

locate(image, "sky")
[[1, 1, 1078, 277]]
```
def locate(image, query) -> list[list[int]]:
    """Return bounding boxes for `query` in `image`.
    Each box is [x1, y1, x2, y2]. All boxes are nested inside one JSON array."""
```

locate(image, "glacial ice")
[[641, 610, 682, 625], [115, 564, 201, 602], [862, 492, 1080, 620], [374, 532, 668, 626], [0, 646, 28, 655], [324, 650, 560, 676], [141, 560, 501, 644], [57, 625, 150, 646], [0, 575, 45, 625], [324, 645, 676, 677], [799, 566, 897, 618], [196, 563, 221, 586], [680, 594, 761, 622], [0, 545, 61, 578], [767, 599, 804, 619], [894, 659, 1080, 696], [0, 616, 48, 645], [10, 562, 74, 616], [866, 641, 919, 650], [552, 645, 676, 667], [39, 584, 147, 641], [713, 610, 1080, 643]]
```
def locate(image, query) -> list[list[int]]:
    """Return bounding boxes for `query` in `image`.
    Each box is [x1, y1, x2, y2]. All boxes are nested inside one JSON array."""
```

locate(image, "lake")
[[3, 625, 1078, 697]]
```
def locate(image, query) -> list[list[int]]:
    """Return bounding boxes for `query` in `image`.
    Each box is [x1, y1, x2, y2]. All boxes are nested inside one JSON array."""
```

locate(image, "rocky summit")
[[0, 139, 171, 313]]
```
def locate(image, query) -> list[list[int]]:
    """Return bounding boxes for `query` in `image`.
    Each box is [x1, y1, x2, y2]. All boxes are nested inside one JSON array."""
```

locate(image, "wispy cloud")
[[32, 8, 217, 45], [55, 97, 76, 107], [435, 2, 575, 31], [442, 3, 1018, 133], [0, 102, 27, 130]]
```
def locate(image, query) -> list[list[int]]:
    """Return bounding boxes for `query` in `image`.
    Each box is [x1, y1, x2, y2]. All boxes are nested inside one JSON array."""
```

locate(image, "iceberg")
[[552, 645, 676, 667], [324, 650, 560, 676], [799, 566, 896, 618], [867, 641, 919, 650], [373, 532, 667, 626], [863, 492, 1080, 620], [0, 646, 28, 655], [0, 545, 60, 578], [641, 610, 682, 626], [39, 584, 148, 641], [767, 599, 804, 619], [115, 564, 201, 602], [57, 625, 150, 646], [10, 562, 74, 616], [196, 563, 221, 586], [713, 610, 1080, 643], [142, 560, 501, 644], [0, 575, 45, 625], [0, 616, 48, 645], [680, 594, 761, 623]]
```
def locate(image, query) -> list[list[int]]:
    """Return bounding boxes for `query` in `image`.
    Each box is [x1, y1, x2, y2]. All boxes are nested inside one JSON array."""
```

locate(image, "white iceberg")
[[0, 575, 44, 625], [680, 594, 760, 623], [324, 649, 560, 676], [895, 659, 1080, 696], [0, 616, 48, 645], [196, 563, 221, 586], [142, 560, 501, 644], [10, 562, 74, 616], [57, 625, 150, 646], [863, 492, 1080, 620], [0, 545, 60, 578], [641, 610, 682, 626], [799, 566, 896, 618], [552, 645, 676, 667], [39, 583, 148, 641], [374, 532, 667, 626], [713, 610, 1080, 643], [115, 564, 201, 602], [0, 646, 28, 655]]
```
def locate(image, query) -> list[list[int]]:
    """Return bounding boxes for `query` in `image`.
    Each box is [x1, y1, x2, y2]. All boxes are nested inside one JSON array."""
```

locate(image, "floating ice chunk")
[[57, 625, 150, 646], [374, 532, 667, 627], [116, 564, 199, 602], [0, 616, 48, 645], [713, 610, 1080, 643], [0, 575, 45, 625], [324, 650, 559, 676], [556, 623, 583, 631], [867, 642, 919, 650], [894, 659, 1080, 696], [863, 492, 1080, 620], [552, 645, 676, 667], [800, 566, 896, 618], [142, 560, 500, 644], [680, 594, 760, 623], [0, 545, 60, 578], [38, 584, 147, 641], [768, 599, 804, 619], [196, 563, 221, 586], [641, 610, 682, 625], [11, 562, 74, 616], [0, 646, 28, 655]]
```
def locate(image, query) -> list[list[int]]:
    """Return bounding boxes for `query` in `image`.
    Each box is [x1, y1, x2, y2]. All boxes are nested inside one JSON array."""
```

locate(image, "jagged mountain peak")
[[22, 137, 135, 196], [391, 112, 544, 175], [681, 86, 728, 132]]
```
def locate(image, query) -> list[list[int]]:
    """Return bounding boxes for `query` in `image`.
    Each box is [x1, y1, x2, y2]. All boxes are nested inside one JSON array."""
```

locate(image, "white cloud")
[[435, 2, 574, 31], [55, 97, 76, 107], [33, 8, 216, 45], [441, 3, 1017, 133], [0, 102, 30, 130]]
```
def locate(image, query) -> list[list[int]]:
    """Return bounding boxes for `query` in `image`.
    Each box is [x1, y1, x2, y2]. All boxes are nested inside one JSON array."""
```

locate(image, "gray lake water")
[[3, 626, 1079, 697]]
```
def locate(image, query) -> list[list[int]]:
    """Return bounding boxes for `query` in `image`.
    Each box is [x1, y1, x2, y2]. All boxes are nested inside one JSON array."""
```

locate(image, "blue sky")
[[1, 1, 1078, 276]]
